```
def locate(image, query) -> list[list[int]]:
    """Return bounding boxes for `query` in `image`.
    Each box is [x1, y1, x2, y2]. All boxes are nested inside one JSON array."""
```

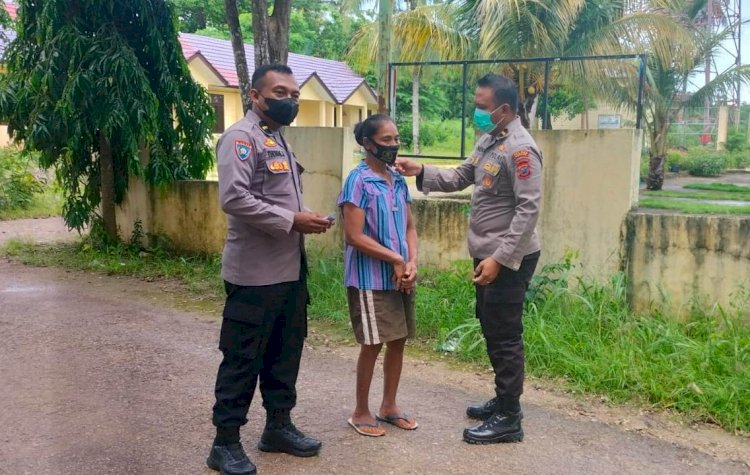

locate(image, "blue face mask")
[[473, 105, 502, 134]]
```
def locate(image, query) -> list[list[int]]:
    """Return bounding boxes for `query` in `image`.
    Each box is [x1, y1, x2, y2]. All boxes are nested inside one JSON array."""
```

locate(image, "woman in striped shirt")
[[338, 114, 419, 437]]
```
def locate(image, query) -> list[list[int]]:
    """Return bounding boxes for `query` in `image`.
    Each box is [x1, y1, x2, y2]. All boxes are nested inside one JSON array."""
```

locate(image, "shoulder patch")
[[235, 140, 253, 161], [515, 158, 531, 180], [512, 150, 530, 162]]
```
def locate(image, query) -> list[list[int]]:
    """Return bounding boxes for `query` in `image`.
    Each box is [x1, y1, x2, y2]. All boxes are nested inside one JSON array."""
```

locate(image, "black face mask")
[[261, 96, 299, 126], [367, 139, 400, 165]]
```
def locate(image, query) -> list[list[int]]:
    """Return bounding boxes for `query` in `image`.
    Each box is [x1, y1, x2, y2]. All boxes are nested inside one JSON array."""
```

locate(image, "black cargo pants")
[[474, 251, 540, 398], [212, 276, 308, 429]]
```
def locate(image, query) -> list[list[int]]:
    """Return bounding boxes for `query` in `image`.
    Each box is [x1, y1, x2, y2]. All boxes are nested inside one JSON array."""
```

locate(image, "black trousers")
[[474, 251, 539, 399], [212, 278, 308, 429]]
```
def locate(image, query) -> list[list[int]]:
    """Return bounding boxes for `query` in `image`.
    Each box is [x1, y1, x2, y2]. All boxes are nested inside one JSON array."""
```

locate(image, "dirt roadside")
[[0, 218, 748, 474]]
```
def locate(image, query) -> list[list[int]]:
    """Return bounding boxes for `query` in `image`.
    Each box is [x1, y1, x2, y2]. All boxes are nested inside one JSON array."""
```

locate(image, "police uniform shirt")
[[420, 117, 542, 271], [216, 110, 305, 286]]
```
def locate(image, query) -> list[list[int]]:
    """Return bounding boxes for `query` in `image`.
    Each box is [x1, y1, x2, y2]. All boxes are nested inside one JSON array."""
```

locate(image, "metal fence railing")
[[388, 54, 647, 160]]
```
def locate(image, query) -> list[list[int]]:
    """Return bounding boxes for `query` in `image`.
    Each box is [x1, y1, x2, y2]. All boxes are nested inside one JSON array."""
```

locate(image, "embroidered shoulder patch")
[[235, 140, 253, 161], [512, 150, 532, 180]]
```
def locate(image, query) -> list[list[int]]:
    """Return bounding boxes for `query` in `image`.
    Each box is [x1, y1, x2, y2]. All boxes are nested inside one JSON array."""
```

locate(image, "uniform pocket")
[[220, 285, 269, 358], [218, 318, 263, 358], [261, 158, 293, 195]]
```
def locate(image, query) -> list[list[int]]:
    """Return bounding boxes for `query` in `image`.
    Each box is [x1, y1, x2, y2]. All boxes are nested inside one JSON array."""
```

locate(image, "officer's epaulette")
[[259, 121, 274, 137]]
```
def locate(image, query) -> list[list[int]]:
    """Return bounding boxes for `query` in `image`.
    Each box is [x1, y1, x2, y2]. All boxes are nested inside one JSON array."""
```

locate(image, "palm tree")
[[349, 0, 693, 133], [605, 0, 750, 190], [348, 1, 473, 151], [463, 0, 693, 128]]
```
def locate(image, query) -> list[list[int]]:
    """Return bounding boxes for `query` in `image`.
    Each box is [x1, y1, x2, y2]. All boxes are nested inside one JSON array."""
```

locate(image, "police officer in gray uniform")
[[207, 64, 332, 475], [397, 74, 542, 445]]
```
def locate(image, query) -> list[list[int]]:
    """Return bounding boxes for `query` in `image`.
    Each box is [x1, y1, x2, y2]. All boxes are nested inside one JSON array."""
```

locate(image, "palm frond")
[[682, 64, 750, 108]]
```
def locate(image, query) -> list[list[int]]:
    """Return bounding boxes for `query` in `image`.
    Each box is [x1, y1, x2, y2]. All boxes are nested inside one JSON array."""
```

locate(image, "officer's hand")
[[293, 212, 331, 234], [395, 158, 423, 177], [472, 257, 501, 286]]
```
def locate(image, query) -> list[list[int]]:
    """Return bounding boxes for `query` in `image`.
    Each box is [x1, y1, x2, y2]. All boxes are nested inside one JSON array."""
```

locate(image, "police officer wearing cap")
[[207, 64, 332, 475], [396, 73, 542, 445]]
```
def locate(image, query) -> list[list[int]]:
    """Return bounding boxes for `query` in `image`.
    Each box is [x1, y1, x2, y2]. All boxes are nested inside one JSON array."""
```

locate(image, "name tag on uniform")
[[266, 159, 291, 173], [482, 161, 501, 176]]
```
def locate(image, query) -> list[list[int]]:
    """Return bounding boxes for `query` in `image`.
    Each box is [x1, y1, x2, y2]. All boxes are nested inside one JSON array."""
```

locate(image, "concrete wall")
[[0, 125, 11, 147], [118, 128, 642, 282], [534, 129, 642, 279], [552, 103, 637, 130], [624, 212, 750, 318], [116, 127, 355, 252], [412, 129, 642, 279]]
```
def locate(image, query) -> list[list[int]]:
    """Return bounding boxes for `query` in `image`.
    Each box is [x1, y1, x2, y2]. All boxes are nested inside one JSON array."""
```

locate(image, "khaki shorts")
[[346, 287, 416, 345]]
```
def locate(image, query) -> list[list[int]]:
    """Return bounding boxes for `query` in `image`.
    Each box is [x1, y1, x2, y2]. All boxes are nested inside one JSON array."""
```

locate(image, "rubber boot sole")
[[206, 455, 257, 475], [463, 429, 524, 445], [257, 440, 321, 458]]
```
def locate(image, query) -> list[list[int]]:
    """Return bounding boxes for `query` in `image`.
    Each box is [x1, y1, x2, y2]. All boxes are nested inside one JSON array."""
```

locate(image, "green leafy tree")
[[349, 1, 473, 152], [605, 0, 750, 189], [351, 0, 691, 129], [0, 0, 214, 239]]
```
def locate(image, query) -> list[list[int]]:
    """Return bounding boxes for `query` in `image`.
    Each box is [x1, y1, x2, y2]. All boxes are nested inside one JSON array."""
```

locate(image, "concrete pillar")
[[337, 105, 344, 128], [318, 101, 326, 127], [716, 104, 729, 150]]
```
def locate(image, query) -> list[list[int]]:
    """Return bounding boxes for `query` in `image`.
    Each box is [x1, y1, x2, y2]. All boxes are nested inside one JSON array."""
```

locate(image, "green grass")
[[684, 183, 750, 193], [639, 198, 750, 215], [644, 190, 750, 202], [444, 263, 750, 433], [1, 239, 225, 299], [402, 119, 475, 160], [3, 239, 750, 433], [0, 186, 63, 220]]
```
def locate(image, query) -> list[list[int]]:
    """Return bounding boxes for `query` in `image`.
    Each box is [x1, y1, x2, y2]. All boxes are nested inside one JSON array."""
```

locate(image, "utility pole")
[[377, 0, 392, 113]]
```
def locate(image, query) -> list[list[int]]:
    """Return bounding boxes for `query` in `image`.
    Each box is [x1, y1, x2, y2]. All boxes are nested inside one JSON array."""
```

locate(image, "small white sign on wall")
[[598, 114, 622, 129]]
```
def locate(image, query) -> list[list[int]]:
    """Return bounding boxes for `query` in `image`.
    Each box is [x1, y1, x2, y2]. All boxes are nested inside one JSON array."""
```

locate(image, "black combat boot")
[[466, 397, 498, 420], [258, 409, 322, 457], [463, 397, 524, 444], [207, 443, 256, 475]]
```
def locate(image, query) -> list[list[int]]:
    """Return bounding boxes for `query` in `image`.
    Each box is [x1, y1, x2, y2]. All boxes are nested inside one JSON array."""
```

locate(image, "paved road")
[[1, 219, 749, 474]]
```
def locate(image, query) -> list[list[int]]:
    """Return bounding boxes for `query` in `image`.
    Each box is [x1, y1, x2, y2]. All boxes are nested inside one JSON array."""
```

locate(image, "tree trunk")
[[376, 0, 392, 113], [98, 132, 117, 242], [225, 0, 252, 113], [412, 68, 420, 154], [647, 118, 669, 190], [252, 0, 291, 67]]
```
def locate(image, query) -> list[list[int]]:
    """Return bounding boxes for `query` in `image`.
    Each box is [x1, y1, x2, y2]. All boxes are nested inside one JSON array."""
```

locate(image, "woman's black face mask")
[[367, 139, 400, 165]]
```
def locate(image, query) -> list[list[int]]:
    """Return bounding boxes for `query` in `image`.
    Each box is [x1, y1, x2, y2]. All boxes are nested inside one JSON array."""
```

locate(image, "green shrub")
[[396, 118, 413, 149], [666, 151, 686, 172], [727, 150, 750, 169], [686, 148, 725, 177], [420, 120, 449, 147], [397, 118, 452, 150], [0, 147, 44, 212], [724, 129, 748, 153]]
